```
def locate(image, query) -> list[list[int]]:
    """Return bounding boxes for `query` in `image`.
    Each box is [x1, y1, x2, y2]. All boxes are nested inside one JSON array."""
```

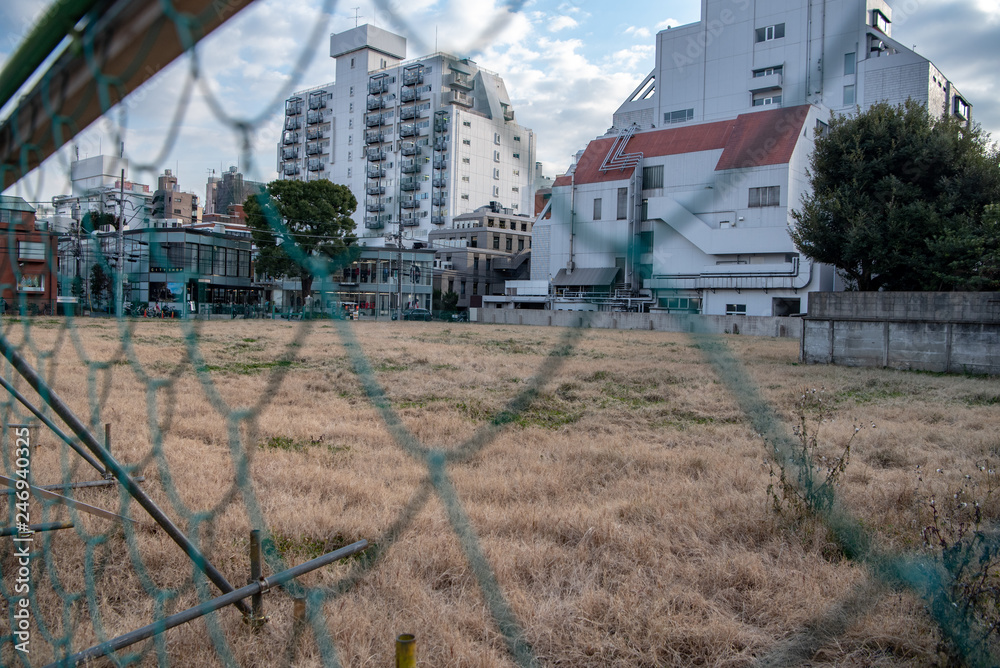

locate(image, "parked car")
[[403, 308, 432, 321]]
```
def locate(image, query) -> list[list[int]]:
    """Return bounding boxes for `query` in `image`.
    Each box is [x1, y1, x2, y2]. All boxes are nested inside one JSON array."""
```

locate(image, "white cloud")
[[625, 26, 651, 39], [654, 18, 681, 30], [548, 15, 579, 32]]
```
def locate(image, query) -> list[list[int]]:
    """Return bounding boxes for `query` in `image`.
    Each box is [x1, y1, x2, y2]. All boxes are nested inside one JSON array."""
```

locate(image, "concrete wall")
[[801, 292, 1000, 375], [472, 308, 802, 338]]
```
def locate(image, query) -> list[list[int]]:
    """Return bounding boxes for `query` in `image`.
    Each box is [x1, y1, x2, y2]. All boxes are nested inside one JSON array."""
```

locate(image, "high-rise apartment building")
[[278, 25, 536, 244], [533, 0, 970, 317]]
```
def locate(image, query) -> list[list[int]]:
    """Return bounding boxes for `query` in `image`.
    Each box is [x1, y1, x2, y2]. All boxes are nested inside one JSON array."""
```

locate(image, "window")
[[513, 169, 519, 176], [462, 139, 471, 145], [843, 84, 855, 106], [954, 96, 970, 120], [748, 186, 780, 207], [462, 193, 470, 200], [461, 281, 466, 295], [350, 57, 355, 68], [752, 66, 783, 78], [518, 239, 524, 251], [642, 165, 664, 189], [752, 90, 782, 107], [470, 235, 477, 246], [506, 238, 512, 251], [462, 157, 470, 164], [17, 274, 44, 292], [472, 282, 478, 295], [593, 198, 602, 220], [348, 135, 353, 145], [664, 108, 694, 124], [348, 151, 352, 161], [512, 186, 519, 192], [493, 236, 500, 249], [473, 256, 479, 270], [493, 168, 500, 180], [350, 86, 354, 96], [513, 135, 520, 141], [18, 241, 45, 260], [493, 186, 500, 197], [512, 153, 520, 159], [755, 23, 785, 43], [521, 223, 527, 231], [462, 175, 470, 182], [463, 120, 471, 127], [347, 167, 352, 178], [815, 120, 828, 137], [499, 221, 506, 229], [348, 118, 353, 129], [616, 187, 628, 220], [661, 297, 701, 313], [726, 304, 747, 315], [844, 53, 856, 76], [494, 150, 501, 162], [349, 103, 354, 113], [872, 9, 890, 33], [494, 133, 501, 144]]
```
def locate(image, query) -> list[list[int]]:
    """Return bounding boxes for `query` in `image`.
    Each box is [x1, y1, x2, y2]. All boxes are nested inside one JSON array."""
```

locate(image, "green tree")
[[440, 290, 459, 312], [790, 100, 1000, 291], [244, 179, 358, 301], [70, 275, 84, 300], [89, 263, 111, 308], [81, 211, 120, 232]]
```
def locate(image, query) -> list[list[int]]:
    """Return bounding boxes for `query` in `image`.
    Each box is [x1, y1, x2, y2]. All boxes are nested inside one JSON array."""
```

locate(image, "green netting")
[[0, 1, 998, 667]]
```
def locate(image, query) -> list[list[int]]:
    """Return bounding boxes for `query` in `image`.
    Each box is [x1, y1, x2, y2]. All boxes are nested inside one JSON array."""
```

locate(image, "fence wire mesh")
[[0, 1, 999, 667]]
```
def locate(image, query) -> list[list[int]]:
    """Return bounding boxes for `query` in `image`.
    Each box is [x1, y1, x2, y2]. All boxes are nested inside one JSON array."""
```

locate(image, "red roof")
[[554, 105, 809, 187]]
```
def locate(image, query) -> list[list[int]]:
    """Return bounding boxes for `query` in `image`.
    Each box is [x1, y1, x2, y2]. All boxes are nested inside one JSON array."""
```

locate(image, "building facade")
[[0, 196, 58, 315], [428, 203, 533, 309], [151, 169, 200, 225], [535, 0, 970, 316], [278, 25, 536, 244], [50, 155, 152, 234]]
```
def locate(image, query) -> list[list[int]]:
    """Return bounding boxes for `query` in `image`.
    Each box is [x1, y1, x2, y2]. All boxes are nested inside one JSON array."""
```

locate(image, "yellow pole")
[[395, 633, 416, 668]]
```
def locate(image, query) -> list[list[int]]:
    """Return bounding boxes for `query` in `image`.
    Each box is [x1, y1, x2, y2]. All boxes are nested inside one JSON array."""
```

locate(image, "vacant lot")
[[2, 317, 999, 666]]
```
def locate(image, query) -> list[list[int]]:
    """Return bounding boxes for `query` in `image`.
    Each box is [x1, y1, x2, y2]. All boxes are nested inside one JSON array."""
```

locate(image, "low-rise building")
[[0, 196, 59, 314]]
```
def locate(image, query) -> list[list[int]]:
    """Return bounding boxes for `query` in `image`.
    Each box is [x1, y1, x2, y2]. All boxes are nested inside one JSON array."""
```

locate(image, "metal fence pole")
[[47, 539, 368, 667], [103, 423, 113, 480], [395, 633, 416, 668], [248, 529, 266, 628], [0, 335, 252, 617]]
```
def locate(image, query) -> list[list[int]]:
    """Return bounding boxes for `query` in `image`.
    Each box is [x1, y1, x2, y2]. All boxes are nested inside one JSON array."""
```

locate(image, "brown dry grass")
[[2, 316, 999, 666]]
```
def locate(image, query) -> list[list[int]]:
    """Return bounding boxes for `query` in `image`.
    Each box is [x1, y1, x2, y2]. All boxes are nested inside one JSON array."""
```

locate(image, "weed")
[[269, 532, 368, 561]]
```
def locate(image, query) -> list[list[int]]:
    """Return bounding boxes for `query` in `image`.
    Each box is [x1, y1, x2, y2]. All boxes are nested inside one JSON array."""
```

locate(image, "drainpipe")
[[567, 172, 575, 275]]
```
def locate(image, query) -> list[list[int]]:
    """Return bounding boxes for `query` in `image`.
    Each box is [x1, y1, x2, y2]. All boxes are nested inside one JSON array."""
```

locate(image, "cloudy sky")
[[1, 0, 998, 207]]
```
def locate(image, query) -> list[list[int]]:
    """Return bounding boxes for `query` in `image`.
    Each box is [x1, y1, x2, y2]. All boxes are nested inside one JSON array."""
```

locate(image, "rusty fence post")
[[246, 529, 267, 629], [103, 423, 114, 480], [395, 633, 416, 668]]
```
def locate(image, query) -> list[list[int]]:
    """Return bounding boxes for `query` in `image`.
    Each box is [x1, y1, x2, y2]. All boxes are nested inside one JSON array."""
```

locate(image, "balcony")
[[432, 215, 447, 225], [367, 166, 386, 178], [402, 67, 424, 86], [282, 131, 299, 145], [432, 195, 447, 206], [308, 159, 324, 172], [401, 160, 422, 174], [434, 119, 449, 133], [366, 149, 387, 162], [434, 139, 448, 152], [399, 123, 418, 137], [281, 147, 298, 160], [401, 88, 421, 103], [749, 71, 783, 93], [283, 163, 300, 176], [400, 142, 420, 156], [400, 198, 419, 209], [306, 111, 323, 125], [400, 178, 421, 191], [306, 128, 324, 141], [503, 106, 514, 122], [445, 72, 474, 90], [308, 93, 326, 110], [400, 107, 422, 121], [368, 77, 390, 95], [365, 215, 389, 229], [365, 132, 384, 144], [433, 158, 447, 170], [366, 185, 386, 196], [366, 200, 387, 212], [306, 143, 322, 155], [367, 96, 387, 111], [284, 117, 301, 130], [446, 90, 474, 107], [366, 114, 386, 127], [401, 213, 426, 226], [432, 176, 447, 188], [285, 98, 302, 115]]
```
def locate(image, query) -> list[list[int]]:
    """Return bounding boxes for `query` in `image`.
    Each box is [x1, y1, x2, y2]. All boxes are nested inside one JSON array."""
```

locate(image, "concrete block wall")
[[801, 292, 1000, 375], [472, 309, 803, 338]]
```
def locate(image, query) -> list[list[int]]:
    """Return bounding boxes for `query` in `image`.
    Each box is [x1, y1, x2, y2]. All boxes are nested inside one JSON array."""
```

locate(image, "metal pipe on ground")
[[0, 521, 74, 537], [0, 375, 107, 475], [0, 477, 147, 493], [396, 633, 416, 668], [46, 539, 368, 667], [0, 336, 251, 617]]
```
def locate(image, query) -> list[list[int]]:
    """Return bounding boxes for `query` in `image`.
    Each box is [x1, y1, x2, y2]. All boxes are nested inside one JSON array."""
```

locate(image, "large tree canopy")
[[244, 179, 358, 300], [790, 100, 1000, 291]]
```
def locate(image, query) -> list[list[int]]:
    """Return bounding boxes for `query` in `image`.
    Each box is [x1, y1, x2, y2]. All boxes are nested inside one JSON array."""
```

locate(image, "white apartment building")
[[535, 0, 971, 316], [278, 25, 536, 245], [50, 155, 152, 234]]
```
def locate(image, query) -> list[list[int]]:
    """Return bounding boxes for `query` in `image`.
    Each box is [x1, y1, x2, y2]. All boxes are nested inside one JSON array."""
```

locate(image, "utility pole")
[[116, 169, 125, 318]]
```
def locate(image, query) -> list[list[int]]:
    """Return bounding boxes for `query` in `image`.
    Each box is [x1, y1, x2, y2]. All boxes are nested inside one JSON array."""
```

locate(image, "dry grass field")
[[2, 316, 1000, 667]]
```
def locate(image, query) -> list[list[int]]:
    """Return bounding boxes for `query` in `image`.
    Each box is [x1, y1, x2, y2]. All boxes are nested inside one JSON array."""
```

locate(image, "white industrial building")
[[533, 0, 971, 316], [278, 25, 537, 245], [49, 155, 152, 234]]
